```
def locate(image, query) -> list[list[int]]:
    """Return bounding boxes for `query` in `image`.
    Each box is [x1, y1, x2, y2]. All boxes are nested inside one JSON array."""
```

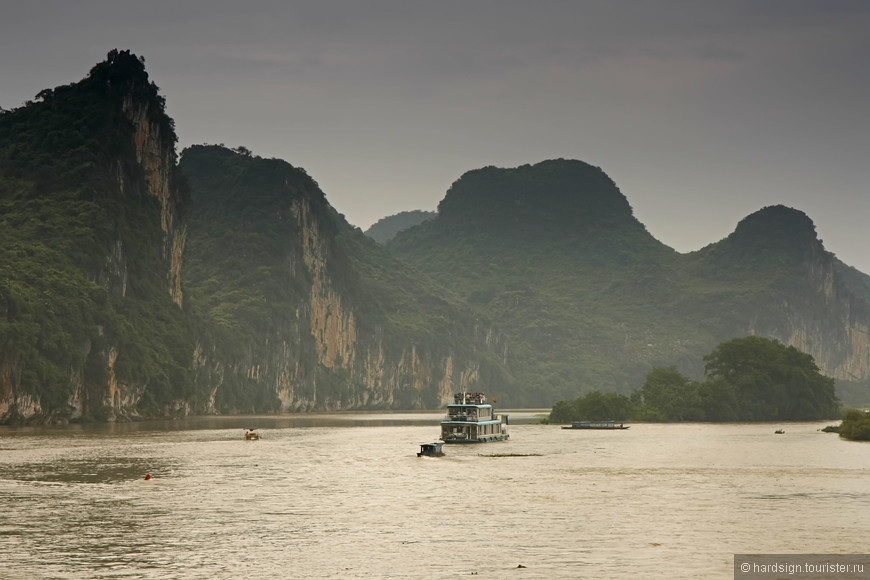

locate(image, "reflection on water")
[[1, 416, 868, 579]]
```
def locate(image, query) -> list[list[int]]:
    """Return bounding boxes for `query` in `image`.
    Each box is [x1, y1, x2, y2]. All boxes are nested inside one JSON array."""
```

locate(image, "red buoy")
[[144, 474, 152, 480]]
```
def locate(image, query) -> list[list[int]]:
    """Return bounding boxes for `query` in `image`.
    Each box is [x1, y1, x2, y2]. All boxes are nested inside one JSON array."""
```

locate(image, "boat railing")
[[445, 412, 506, 423], [452, 393, 486, 405]]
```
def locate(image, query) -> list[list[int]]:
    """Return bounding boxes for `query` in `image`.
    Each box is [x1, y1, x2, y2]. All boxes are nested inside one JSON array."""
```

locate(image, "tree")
[[548, 337, 839, 423], [548, 389, 634, 422], [703, 336, 838, 420], [636, 366, 705, 421], [837, 409, 870, 441]]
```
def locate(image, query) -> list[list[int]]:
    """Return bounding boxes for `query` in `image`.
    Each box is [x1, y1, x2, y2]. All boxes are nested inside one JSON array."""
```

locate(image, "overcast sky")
[[2, 1, 868, 271]]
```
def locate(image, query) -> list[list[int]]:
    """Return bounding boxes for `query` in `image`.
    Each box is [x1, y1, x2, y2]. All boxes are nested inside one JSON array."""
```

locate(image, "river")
[[1, 413, 868, 579]]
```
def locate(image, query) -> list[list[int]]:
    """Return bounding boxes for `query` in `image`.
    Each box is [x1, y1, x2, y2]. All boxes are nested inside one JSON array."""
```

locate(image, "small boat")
[[417, 441, 445, 457], [774, 429, 785, 434], [562, 421, 629, 430], [441, 392, 509, 444], [244, 428, 261, 440]]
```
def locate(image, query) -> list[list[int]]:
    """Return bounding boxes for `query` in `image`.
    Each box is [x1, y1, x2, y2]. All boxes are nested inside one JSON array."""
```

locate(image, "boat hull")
[[562, 421, 629, 430], [561, 426, 629, 430], [442, 433, 510, 444]]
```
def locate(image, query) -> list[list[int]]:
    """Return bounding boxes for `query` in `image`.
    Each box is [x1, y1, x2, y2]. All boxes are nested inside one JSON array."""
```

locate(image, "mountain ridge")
[[2, 52, 869, 421], [388, 162, 870, 404]]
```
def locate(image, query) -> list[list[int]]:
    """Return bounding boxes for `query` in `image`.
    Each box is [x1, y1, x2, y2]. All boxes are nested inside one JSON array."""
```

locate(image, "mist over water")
[[1, 414, 868, 579]]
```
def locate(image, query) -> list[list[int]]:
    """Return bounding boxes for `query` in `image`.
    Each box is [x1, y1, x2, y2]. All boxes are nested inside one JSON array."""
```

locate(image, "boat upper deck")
[[443, 393, 506, 424], [451, 392, 489, 405], [445, 403, 496, 421]]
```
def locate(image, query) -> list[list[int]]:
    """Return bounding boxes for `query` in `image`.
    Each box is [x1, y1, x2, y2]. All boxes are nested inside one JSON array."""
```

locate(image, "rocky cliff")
[[180, 146, 507, 413], [121, 91, 187, 306], [689, 205, 870, 384], [0, 50, 193, 423]]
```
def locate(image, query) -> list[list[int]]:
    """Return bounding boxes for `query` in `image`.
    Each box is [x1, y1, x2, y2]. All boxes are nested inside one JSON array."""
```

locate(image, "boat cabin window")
[[447, 405, 492, 419]]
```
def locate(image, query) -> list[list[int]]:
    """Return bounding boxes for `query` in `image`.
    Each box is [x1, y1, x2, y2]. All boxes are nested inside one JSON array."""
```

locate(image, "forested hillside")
[[388, 160, 693, 404], [0, 50, 194, 422], [388, 161, 870, 405], [179, 145, 510, 413]]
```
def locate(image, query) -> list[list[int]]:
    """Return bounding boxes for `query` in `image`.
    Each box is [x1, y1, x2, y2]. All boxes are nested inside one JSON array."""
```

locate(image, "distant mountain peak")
[[87, 49, 150, 87], [436, 159, 638, 234], [730, 205, 820, 248], [691, 204, 827, 272], [365, 210, 436, 243]]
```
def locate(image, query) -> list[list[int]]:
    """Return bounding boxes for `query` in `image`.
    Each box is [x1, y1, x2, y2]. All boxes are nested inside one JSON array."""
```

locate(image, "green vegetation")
[[389, 160, 870, 407], [700, 336, 838, 420], [548, 337, 840, 423], [180, 145, 509, 413], [389, 160, 693, 405], [0, 49, 195, 421], [836, 409, 870, 441], [549, 390, 634, 423]]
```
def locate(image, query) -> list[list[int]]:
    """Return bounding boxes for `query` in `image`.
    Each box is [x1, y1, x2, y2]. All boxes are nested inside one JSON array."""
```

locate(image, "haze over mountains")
[[364, 211, 436, 244], [1, 51, 868, 423]]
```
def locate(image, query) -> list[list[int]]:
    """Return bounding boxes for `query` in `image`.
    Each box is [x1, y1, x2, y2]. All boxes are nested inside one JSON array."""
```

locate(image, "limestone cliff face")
[[718, 207, 870, 383], [250, 196, 491, 411], [295, 198, 357, 369], [85, 64, 189, 421], [181, 145, 503, 413], [748, 257, 870, 382], [122, 94, 187, 306], [0, 364, 39, 422]]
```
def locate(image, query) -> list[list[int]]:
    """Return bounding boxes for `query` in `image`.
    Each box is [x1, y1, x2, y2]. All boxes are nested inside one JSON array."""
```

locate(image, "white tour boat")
[[441, 392, 509, 443]]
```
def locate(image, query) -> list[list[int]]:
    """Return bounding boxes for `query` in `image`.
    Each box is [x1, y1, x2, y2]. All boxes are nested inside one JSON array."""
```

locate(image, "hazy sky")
[[2, 1, 868, 271]]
